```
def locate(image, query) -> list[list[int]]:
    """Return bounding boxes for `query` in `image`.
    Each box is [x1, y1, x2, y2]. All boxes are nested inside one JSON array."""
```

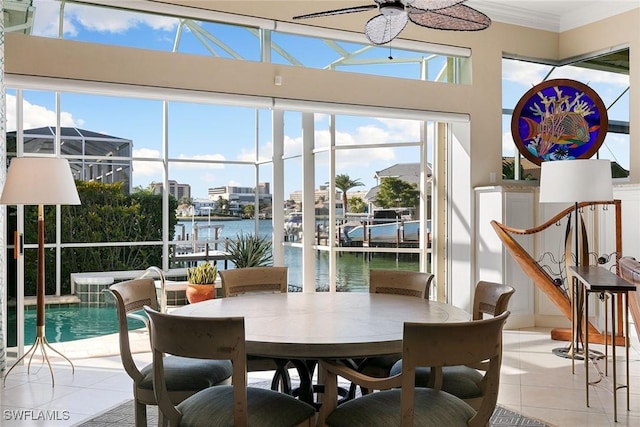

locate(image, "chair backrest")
[[400, 311, 510, 427], [472, 281, 515, 320], [369, 269, 434, 299], [107, 278, 159, 384], [144, 307, 247, 426], [219, 266, 288, 297]]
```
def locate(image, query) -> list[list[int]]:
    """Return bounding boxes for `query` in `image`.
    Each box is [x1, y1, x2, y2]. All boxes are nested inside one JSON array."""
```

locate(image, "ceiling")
[[467, 0, 640, 32], [162, 1, 640, 34]]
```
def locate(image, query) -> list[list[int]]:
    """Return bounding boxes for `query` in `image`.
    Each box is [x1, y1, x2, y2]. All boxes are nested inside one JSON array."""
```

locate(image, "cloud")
[[502, 59, 549, 86], [551, 65, 629, 87], [503, 57, 629, 88], [5, 94, 81, 131], [175, 153, 227, 167], [132, 148, 162, 177], [32, 0, 177, 38], [502, 131, 516, 156], [277, 117, 427, 172]]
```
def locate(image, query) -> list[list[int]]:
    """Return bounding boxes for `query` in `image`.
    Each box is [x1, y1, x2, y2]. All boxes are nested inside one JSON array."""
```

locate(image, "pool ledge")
[[24, 295, 82, 307]]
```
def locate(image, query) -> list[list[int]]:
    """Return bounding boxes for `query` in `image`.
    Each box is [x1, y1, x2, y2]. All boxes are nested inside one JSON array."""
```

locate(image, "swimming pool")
[[23, 306, 146, 343]]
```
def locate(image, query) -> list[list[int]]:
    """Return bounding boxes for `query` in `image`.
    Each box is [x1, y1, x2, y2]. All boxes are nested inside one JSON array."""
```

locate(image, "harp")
[[491, 200, 636, 345]]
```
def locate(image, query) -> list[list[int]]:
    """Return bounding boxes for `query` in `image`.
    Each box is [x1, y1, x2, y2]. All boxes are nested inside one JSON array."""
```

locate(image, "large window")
[[6, 87, 437, 294], [28, 0, 468, 85], [502, 52, 630, 181]]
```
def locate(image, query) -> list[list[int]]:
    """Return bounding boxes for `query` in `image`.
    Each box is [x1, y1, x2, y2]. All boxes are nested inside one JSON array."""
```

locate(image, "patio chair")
[[354, 270, 435, 387], [144, 307, 316, 427], [390, 280, 515, 409], [108, 278, 233, 427], [317, 311, 510, 427], [218, 266, 292, 392]]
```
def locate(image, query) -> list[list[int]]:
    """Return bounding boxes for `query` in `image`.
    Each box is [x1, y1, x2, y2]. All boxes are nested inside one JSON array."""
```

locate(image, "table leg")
[[584, 285, 589, 407], [290, 359, 316, 405], [290, 359, 355, 409], [611, 293, 618, 422], [625, 292, 630, 412]]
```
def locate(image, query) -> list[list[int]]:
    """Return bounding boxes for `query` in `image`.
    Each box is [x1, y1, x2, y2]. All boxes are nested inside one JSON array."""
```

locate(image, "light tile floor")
[[1, 327, 639, 427]]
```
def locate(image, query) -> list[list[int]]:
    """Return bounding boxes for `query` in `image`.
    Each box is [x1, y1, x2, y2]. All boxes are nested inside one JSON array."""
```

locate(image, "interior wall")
[[3, 3, 638, 305], [561, 9, 640, 184]]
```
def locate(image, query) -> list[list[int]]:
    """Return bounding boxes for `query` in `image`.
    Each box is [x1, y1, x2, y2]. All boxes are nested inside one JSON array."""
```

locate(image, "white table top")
[[171, 292, 469, 359]]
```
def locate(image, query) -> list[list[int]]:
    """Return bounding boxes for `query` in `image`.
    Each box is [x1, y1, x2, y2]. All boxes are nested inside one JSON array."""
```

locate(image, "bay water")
[[177, 218, 420, 292]]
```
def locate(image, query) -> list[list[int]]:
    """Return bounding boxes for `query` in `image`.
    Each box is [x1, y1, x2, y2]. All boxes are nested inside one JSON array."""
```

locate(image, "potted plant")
[[226, 232, 273, 268], [185, 262, 218, 303]]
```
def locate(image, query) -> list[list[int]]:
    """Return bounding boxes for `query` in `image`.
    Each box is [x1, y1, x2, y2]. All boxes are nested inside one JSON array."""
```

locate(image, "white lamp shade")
[[0, 157, 81, 205], [539, 159, 613, 203]]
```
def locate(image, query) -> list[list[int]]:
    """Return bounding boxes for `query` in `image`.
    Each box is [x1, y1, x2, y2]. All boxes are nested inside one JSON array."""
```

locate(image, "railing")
[[138, 266, 168, 313]]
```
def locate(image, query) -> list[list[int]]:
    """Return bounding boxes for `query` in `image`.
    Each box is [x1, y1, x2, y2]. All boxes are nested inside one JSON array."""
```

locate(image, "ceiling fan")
[[292, 0, 491, 45]]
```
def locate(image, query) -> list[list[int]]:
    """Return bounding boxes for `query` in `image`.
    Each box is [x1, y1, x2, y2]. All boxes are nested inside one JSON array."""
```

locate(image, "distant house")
[[365, 163, 433, 214]]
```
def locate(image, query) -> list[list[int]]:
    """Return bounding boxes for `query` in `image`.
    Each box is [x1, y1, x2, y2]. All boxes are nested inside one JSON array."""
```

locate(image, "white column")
[[271, 109, 285, 265], [301, 113, 315, 293], [328, 115, 337, 292], [0, 0, 7, 374]]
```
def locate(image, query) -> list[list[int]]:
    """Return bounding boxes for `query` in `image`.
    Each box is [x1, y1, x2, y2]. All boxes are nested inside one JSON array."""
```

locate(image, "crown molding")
[[468, 0, 640, 33]]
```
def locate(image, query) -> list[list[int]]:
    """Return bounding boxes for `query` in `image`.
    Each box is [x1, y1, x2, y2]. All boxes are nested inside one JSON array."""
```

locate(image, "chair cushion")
[[177, 385, 316, 427], [139, 356, 232, 391], [359, 354, 401, 376], [325, 388, 475, 427], [390, 361, 484, 399]]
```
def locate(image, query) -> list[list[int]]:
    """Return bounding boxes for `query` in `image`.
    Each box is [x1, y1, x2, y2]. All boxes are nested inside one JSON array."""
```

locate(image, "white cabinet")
[[475, 185, 535, 328]]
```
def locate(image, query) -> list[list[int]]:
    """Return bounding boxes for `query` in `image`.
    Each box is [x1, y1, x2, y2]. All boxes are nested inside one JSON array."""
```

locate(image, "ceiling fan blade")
[[403, 0, 465, 11], [408, 4, 491, 31], [293, 5, 378, 20], [365, 13, 409, 45]]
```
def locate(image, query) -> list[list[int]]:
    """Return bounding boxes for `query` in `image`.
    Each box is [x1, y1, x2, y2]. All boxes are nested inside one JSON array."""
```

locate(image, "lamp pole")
[[0, 157, 81, 387]]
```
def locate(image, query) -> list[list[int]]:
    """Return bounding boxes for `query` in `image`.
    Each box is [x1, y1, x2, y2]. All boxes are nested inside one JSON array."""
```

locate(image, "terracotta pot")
[[186, 283, 216, 304]]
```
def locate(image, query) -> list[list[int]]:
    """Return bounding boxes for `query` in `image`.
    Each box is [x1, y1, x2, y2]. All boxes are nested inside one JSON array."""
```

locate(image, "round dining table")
[[172, 292, 469, 359], [171, 292, 470, 404]]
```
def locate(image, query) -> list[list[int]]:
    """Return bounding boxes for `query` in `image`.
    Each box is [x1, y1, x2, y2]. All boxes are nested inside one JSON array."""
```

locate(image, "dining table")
[[171, 292, 470, 405]]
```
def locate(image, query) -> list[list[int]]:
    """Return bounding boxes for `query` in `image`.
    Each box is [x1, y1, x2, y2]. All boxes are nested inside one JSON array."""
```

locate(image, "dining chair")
[[108, 278, 233, 427], [354, 270, 435, 386], [144, 307, 316, 427], [219, 266, 288, 297], [317, 311, 510, 427], [218, 266, 292, 392], [390, 280, 515, 410], [369, 269, 434, 299]]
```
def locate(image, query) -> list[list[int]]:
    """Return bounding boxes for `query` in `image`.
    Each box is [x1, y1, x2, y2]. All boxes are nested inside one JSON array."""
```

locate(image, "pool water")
[[24, 306, 146, 344]]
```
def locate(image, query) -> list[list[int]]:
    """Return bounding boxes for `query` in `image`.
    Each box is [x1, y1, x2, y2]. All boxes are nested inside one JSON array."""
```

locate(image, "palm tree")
[[335, 173, 364, 214]]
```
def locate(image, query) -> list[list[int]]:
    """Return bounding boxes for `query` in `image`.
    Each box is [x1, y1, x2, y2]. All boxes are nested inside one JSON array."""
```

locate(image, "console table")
[[570, 266, 636, 422]]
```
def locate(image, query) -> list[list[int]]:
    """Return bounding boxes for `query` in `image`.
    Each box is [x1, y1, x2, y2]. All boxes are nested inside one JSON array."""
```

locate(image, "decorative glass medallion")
[[511, 79, 608, 165]]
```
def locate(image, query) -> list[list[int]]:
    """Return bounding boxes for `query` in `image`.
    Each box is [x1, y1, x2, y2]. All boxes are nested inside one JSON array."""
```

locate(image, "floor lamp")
[[539, 159, 613, 362], [1, 157, 81, 386]]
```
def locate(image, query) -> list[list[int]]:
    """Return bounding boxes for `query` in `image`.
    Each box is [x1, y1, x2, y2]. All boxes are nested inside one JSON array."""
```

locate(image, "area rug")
[[78, 398, 552, 427]]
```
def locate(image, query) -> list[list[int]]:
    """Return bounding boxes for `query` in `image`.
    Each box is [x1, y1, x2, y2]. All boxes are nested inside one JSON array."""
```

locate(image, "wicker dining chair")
[[108, 278, 233, 427], [144, 307, 316, 427], [390, 280, 515, 410], [317, 311, 510, 427]]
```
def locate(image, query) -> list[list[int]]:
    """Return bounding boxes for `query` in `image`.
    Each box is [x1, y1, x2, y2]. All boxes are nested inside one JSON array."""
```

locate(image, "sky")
[[5, 0, 631, 199]]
